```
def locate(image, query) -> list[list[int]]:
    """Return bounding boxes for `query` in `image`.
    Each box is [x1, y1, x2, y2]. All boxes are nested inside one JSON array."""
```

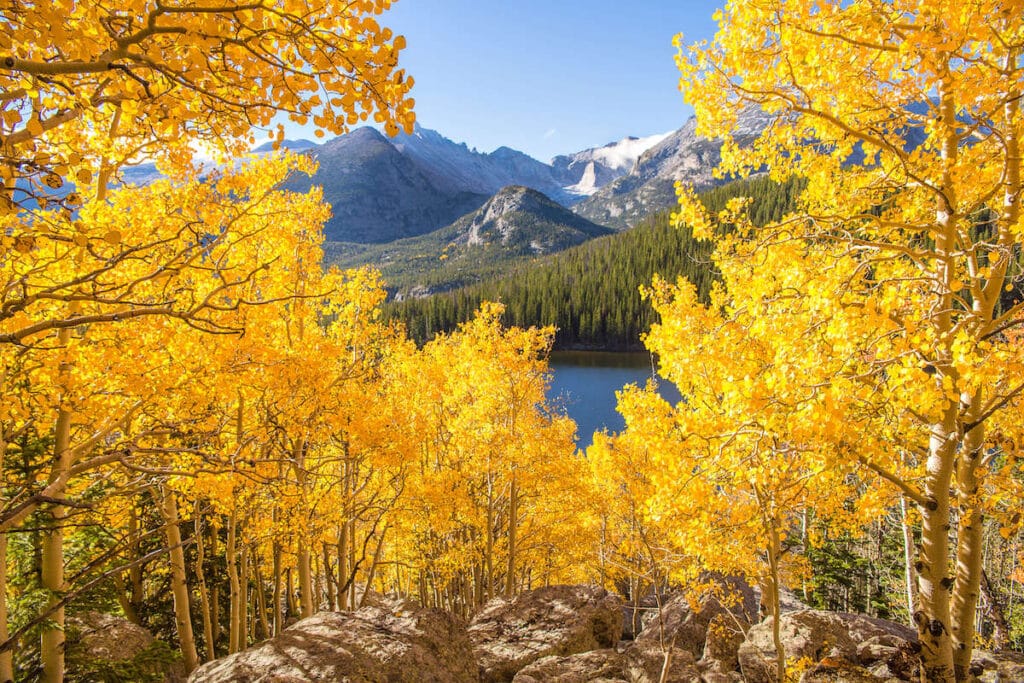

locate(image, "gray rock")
[[700, 672, 743, 683], [972, 649, 1024, 683], [623, 638, 702, 683], [511, 649, 629, 683], [636, 575, 757, 673], [799, 658, 899, 682], [468, 585, 624, 683], [702, 612, 748, 674], [737, 611, 915, 683], [67, 612, 157, 665], [752, 586, 813, 616], [188, 602, 476, 683], [573, 108, 771, 230], [621, 591, 663, 640], [65, 612, 181, 683]]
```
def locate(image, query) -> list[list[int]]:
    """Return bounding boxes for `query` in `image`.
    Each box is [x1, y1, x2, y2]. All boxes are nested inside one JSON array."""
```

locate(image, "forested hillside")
[[385, 176, 803, 348]]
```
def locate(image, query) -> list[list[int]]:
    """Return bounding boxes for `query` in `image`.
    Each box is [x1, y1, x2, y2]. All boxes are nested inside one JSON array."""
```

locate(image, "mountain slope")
[[287, 127, 488, 243], [551, 132, 671, 196], [325, 185, 613, 295], [391, 125, 574, 203], [385, 176, 803, 350], [574, 110, 771, 230]]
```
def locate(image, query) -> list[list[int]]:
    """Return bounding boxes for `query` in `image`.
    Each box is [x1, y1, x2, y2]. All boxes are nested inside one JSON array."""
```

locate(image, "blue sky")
[[289, 1, 724, 161]]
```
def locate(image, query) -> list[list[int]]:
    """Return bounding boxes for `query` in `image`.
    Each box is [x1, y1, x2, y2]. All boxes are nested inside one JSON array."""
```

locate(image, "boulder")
[[512, 649, 629, 682], [737, 610, 915, 683], [65, 612, 180, 683], [623, 638, 703, 683], [188, 601, 476, 683], [468, 585, 623, 683], [621, 592, 663, 640], [799, 658, 899, 682], [700, 672, 743, 683], [752, 586, 813, 616], [701, 612, 748, 675], [636, 575, 757, 673], [972, 649, 1024, 683]]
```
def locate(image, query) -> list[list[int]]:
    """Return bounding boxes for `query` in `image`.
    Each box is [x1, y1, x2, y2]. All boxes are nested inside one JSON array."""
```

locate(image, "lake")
[[547, 350, 681, 448]]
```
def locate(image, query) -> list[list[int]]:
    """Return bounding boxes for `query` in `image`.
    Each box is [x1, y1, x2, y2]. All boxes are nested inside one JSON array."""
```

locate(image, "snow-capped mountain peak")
[[551, 131, 673, 197], [582, 132, 673, 173]]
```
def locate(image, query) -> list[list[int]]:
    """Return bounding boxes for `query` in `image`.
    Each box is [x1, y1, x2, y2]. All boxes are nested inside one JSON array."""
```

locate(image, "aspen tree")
[[668, 2, 1024, 679]]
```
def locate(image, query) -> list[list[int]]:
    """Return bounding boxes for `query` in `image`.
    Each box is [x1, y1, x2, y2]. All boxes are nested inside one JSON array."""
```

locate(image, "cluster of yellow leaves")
[[0, 1, 415, 210], [603, 4, 1023, 677], [387, 303, 590, 603]]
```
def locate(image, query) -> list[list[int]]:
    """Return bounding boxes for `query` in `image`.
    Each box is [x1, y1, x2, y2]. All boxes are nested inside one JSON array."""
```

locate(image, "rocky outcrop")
[[65, 612, 180, 683], [737, 610, 916, 683], [468, 585, 624, 683], [972, 649, 1024, 683], [799, 659, 898, 682], [457, 186, 612, 252], [574, 108, 771, 230], [188, 601, 476, 683], [287, 126, 487, 243], [635, 575, 758, 676], [512, 648, 629, 682], [624, 638, 704, 683]]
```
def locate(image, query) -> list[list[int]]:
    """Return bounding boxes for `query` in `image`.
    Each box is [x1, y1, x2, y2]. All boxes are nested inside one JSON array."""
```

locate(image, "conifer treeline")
[[384, 176, 803, 349]]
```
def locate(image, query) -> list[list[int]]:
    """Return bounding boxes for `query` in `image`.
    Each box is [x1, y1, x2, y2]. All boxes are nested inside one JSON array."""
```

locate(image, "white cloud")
[[543, 128, 557, 139]]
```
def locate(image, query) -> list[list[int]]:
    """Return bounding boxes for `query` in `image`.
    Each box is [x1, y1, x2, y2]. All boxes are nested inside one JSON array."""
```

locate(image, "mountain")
[[391, 126, 573, 203], [325, 185, 613, 296], [101, 120, 759, 247], [278, 124, 691, 243], [287, 124, 627, 243], [551, 132, 671, 196], [449, 185, 612, 253], [252, 138, 318, 153], [287, 127, 488, 243], [385, 176, 803, 350], [574, 109, 772, 230]]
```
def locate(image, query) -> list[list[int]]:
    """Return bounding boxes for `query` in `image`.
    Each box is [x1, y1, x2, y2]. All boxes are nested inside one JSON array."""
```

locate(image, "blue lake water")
[[547, 351, 681, 448]]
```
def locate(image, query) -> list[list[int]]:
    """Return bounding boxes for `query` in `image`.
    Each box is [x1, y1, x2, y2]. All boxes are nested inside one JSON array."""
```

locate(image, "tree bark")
[[0, 532, 12, 683], [767, 522, 785, 683], [323, 544, 336, 610], [226, 507, 242, 654], [253, 550, 271, 641], [272, 541, 283, 635], [157, 486, 200, 673], [505, 475, 518, 597], [359, 524, 388, 608], [337, 527, 348, 610], [239, 542, 250, 648], [285, 567, 297, 620], [123, 506, 145, 626], [952, 393, 985, 680], [979, 569, 1009, 651], [915, 71, 959, 683], [293, 438, 314, 618], [486, 478, 494, 602], [0, 427, 12, 683], [900, 495, 917, 625], [40, 341, 73, 683], [194, 507, 216, 662]]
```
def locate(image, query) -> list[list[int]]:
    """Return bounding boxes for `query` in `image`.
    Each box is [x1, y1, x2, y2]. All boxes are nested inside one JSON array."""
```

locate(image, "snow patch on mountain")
[[584, 132, 673, 172], [552, 132, 672, 197]]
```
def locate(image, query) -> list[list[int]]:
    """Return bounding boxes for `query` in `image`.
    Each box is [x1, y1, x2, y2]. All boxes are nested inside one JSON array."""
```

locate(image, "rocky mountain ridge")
[[326, 185, 613, 296], [574, 108, 773, 230], [281, 123, 680, 243]]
